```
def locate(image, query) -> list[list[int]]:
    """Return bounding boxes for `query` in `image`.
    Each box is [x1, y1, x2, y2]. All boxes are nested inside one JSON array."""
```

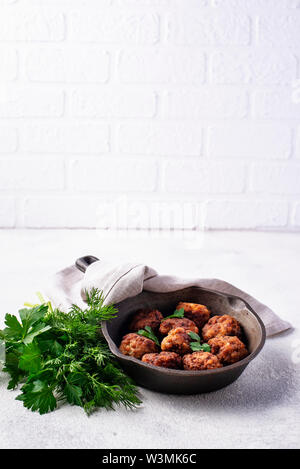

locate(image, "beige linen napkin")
[[45, 260, 291, 338]]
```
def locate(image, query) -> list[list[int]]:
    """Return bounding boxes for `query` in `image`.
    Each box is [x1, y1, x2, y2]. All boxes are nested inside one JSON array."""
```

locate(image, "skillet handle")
[[75, 255, 99, 273]]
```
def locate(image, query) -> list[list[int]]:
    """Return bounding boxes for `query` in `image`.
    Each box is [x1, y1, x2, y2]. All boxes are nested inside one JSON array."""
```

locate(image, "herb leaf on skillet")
[[188, 331, 211, 353], [162, 308, 185, 321], [137, 326, 160, 346]]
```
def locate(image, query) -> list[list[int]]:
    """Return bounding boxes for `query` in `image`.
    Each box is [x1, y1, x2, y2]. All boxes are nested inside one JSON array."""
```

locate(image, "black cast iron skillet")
[[76, 255, 266, 394]]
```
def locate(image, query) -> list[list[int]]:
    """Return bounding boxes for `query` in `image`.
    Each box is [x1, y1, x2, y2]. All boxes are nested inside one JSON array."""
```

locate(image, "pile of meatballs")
[[119, 302, 249, 371]]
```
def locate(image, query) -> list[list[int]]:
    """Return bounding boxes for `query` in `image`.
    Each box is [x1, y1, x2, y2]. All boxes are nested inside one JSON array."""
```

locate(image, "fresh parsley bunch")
[[0, 289, 141, 415]]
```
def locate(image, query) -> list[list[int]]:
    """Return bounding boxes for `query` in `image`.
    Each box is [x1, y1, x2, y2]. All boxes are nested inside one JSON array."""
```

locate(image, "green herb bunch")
[[0, 289, 141, 415]]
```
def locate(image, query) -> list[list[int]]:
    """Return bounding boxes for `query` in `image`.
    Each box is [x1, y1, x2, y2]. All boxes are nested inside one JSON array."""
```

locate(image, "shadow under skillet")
[[145, 346, 298, 413]]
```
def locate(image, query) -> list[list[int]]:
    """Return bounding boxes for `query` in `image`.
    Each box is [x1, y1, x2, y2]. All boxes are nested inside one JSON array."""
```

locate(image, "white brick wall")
[[0, 0, 300, 231], [26, 47, 110, 83], [69, 158, 158, 192], [22, 124, 110, 154], [208, 125, 292, 159], [0, 86, 64, 117], [118, 123, 202, 156]]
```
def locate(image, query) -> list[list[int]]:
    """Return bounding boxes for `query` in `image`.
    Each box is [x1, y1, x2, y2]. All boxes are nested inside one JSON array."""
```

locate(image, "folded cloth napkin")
[[45, 260, 292, 338]]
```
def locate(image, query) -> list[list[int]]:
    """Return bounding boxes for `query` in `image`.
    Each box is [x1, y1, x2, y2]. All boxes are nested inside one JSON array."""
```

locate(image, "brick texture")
[[118, 124, 202, 156], [0, 48, 18, 81], [0, 159, 64, 190], [22, 124, 110, 154], [69, 158, 158, 192], [250, 164, 300, 194], [69, 10, 159, 44], [210, 51, 296, 85], [166, 89, 248, 119], [208, 125, 292, 159], [0, 87, 64, 117], [292, 203, 300, 227], [0, 197, 15, 227], [0, 7, 65, 41], [70, 88, 157, 118], [119, 50, 205, 84], [205, 200, 288, 229], [163, 160, 246, 194], [167, 11, 251, 46], [26, 47, 110, 83], [0, 1, 298, 230]]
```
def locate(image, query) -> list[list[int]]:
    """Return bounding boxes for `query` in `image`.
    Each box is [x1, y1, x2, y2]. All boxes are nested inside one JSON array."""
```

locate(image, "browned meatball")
[[177, 302, 210, 329], [183, 351, 223, 371], [119, 333, 158, 359], [159, 317, 199, 336], [202, 314, 242, 341], [208, 335, 248, 364], [142, 352, 182, 369], [161, 327, 192, 355], [129, 309, 163, 332]]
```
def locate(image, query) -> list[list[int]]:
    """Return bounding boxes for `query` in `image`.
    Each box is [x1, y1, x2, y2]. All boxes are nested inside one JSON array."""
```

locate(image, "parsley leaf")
[[3, 352, 25, 390], [188, 331, 211, 353], [137, 326, 160, 347], [39, 339, 64, 356], [19, 305, 48, 333], [3, 305, 50, 345], [162, 308, 185, 321], [200, 343, 211, 352], [19, 342, 41, 373], [22, 324, 52, 345], [16, 381, 57, 415], [190, 342, 211, 352], [64, 383, 83, 406], [4, 314, 23, 340], [188, 331, 201, 342]]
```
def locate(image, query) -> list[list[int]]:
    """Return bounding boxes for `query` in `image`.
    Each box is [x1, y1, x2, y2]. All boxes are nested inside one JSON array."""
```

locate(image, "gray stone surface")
[[0, 229, 299, 449]]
